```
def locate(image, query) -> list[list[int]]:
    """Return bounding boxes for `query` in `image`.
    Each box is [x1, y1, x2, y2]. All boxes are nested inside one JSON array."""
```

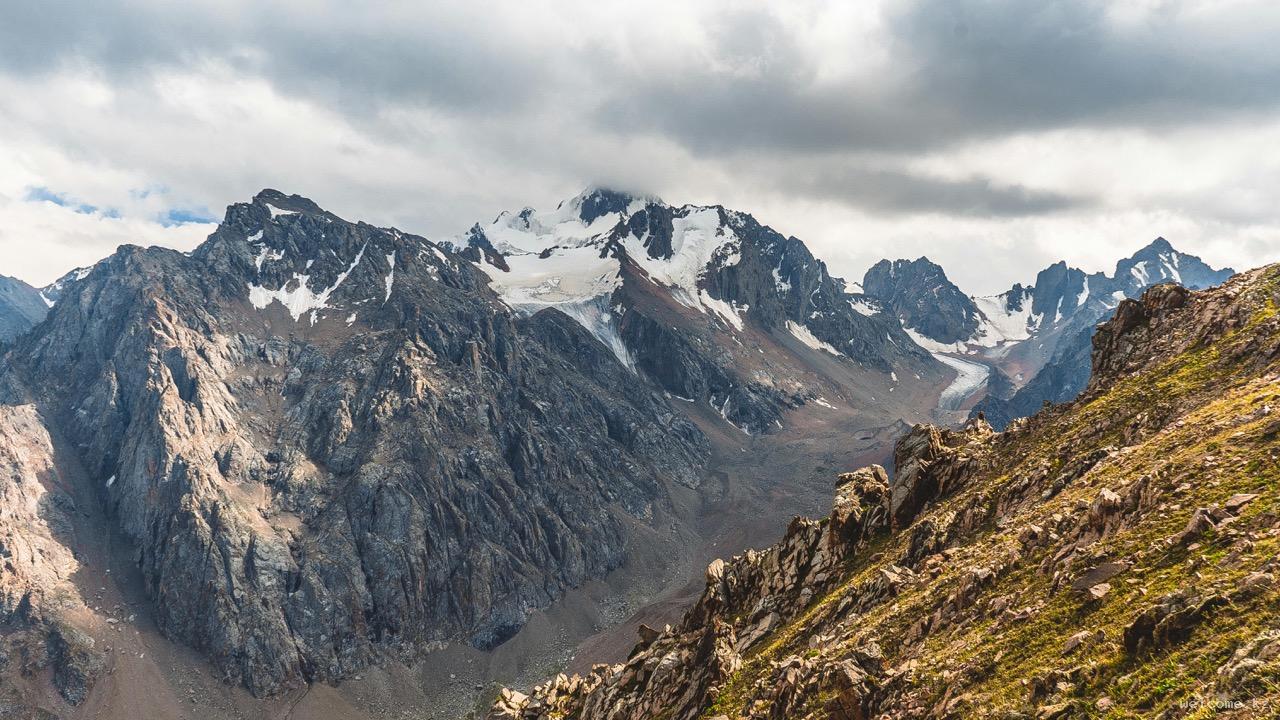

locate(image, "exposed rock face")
[[1, 190, 711, 696], [1089, 283, 1193, 385], [0, 274, 48, 342], [491, 265, 1280, 719], [889, 420, 988, 529], [0, 404, 104, 706], [862, 258, 980, 344]]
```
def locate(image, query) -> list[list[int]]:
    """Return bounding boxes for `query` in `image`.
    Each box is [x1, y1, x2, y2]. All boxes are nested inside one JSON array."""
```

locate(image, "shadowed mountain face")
[[0, 274, 48, 341], [0, 188, 953, 715], [862, 258, 981, 345]]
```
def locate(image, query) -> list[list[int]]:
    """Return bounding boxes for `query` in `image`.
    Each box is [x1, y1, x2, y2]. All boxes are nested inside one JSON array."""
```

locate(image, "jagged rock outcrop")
[[492, 265, 1280, 719], [862, 258, 980, 344], [1089, 283, 1192, 386], [888, 419, 988, 529]]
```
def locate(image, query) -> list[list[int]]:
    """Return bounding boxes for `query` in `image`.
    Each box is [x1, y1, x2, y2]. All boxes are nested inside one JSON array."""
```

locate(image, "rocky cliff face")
[[491, 264, 1280, 719], [0, 403, 105, 707], [1, 189, 712, 699], [0, 274, 48, 342], [862, 258, 981, 345]]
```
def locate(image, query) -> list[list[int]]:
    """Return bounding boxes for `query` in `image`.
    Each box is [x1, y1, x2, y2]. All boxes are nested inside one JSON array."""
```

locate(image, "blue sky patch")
[[162, 208, 217, 226], [24, 186, 104, 215]]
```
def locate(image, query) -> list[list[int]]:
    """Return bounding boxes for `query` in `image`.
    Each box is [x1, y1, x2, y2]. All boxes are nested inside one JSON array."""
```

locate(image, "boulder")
[[1123, 592, 1228, 655]]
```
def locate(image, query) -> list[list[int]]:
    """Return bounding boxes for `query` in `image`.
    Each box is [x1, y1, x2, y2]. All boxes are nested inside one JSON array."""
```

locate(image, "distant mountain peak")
[[1114, 237, 1234, 291], [564, 186, 664, 225], [0, 274, 49, 341], [862, 258, 979, 345], [250, 188, 326, 217]]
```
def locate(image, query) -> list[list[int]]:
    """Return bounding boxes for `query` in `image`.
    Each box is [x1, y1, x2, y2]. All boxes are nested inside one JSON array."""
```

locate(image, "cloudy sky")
[[2, 0, 1278, 293]]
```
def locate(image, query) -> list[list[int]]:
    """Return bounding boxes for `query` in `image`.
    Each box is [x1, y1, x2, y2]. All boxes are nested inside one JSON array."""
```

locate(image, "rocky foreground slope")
[[490, 266, 1280, 718]]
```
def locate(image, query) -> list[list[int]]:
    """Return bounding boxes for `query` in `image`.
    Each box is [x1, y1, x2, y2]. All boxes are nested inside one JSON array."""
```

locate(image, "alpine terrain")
[[488, 261, 1280, 719], [0, 274, 48, 342]]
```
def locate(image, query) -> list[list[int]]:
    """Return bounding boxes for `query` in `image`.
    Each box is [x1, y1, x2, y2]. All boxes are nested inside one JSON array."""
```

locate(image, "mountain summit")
[[451, 187, 941, 432]]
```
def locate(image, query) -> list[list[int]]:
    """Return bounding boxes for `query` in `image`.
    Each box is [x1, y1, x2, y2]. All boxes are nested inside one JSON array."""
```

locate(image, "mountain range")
[[0, 188, 945, 718], [0, 187, 1244, 718], [859, 237, 1235, 428]]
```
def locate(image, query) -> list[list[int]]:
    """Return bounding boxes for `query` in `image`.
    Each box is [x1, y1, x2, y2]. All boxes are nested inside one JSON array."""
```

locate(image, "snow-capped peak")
[[450, 190, 756, 364], [465, 189, 652, 257]]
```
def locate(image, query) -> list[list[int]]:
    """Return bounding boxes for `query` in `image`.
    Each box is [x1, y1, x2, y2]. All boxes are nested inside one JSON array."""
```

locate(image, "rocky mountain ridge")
[[451, 187, 942, 433], [862, 238, 1235, 428], [0, 273, 48, 341], [489, 265, 1280, 719]]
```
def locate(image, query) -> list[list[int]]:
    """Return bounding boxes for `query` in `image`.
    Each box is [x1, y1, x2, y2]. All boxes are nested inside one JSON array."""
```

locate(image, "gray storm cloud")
[[1, 0, 1278, 289]]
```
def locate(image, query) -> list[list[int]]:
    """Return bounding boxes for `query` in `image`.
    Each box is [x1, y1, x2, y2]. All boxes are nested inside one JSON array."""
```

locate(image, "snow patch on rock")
[[248, 244, 366, 322], [787, 320, 841, 356]]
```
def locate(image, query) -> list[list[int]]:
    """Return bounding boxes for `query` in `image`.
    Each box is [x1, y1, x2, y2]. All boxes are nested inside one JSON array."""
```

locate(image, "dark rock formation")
[[862, 258, 980, 344]]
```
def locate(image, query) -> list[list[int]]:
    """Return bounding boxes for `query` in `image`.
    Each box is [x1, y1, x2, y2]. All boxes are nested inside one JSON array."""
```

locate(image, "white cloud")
[[0, 0, 1277, 292], [0, 192, 214, 285]]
